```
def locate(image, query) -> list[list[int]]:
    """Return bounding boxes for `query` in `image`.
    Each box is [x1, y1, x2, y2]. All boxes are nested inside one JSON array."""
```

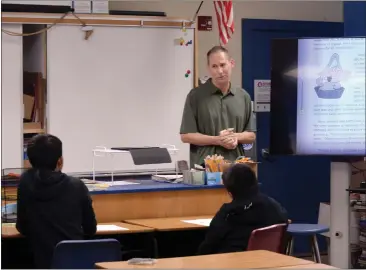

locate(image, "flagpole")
[[192, 1, 203, 88], [192, 1, 204, 22], [192, 1, 223, 46]]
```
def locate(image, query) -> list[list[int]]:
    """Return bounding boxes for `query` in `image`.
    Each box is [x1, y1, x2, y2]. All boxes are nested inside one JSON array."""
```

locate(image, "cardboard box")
[[91, 0, 109, 14], [23, 122, 41, 130], [72, 0, 91, 13], [23, 94, 34, 120], [318, 202, 331, 238], [206, 172, 222, 185], [318, 202, 359, 244], [351, 160, 366, 188]]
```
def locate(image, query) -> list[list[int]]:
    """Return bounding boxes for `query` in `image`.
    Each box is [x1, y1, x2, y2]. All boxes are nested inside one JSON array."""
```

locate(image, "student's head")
[[27, 134, 63, 171], [206, 45, 234, 88], [222, 163, 258, 200]]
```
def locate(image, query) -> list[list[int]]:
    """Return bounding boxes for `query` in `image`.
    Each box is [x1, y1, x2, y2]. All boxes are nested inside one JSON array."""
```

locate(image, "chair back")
[[247, 223, 288, 253], [51, 239, 121, 269]]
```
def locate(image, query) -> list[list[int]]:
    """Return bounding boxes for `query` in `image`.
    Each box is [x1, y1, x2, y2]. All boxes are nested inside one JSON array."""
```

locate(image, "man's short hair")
[[206, 45, 230, 64], [222, 163, 258, 199], [27, 134, 62, 170]]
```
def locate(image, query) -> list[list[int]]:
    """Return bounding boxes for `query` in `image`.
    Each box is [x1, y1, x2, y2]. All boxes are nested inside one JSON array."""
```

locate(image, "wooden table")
[[95, 250, 314, 269], [124, 216, 213, 231], [91, 184, 228, 223], [278, 263, 338, 269], [1, 222, 153, 238], [124, 216, 294, 232], [2, 177, 230, 223]]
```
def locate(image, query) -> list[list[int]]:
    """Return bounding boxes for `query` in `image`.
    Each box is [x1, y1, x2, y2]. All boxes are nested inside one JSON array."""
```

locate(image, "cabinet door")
[[2, 24, 23, 169]]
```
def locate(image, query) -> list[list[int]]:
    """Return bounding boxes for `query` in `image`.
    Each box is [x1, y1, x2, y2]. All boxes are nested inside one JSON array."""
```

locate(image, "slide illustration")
[[314, 53, 350, 99]]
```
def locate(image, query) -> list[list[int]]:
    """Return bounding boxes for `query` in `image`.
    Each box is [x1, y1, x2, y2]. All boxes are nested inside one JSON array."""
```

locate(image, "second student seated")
[[16, 134, 97, 269], [197, 163, 288, 255]]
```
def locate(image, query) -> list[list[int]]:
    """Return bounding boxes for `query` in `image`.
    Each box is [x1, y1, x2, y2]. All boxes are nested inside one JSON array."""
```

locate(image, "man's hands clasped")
[[219, 128, 238, 150]]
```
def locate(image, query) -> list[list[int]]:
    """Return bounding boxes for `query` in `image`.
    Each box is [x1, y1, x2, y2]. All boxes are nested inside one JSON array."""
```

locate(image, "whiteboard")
[[1, 24, 23, 169], [47, 25, 194, 174]]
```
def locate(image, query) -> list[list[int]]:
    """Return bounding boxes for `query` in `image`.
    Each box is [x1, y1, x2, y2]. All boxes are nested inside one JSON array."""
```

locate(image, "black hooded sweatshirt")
[[16, 168, 97, 269], [197, 192, 288, 255]]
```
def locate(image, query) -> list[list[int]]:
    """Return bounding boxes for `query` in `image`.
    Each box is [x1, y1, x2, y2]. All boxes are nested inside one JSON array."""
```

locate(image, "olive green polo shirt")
[[180, 79, 256, 166]]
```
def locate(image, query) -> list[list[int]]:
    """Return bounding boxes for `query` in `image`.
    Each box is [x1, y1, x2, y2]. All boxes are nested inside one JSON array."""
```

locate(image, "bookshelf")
[[22, 24, 47, 168]]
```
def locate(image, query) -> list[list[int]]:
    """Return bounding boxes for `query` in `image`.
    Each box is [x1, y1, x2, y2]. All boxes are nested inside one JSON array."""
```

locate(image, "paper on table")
[[98, 180, 140, 186], [97, 225, 129, 231], [2, 223, 15, 227], [152, 174, 182, 180], [181, 218, 212, 226]]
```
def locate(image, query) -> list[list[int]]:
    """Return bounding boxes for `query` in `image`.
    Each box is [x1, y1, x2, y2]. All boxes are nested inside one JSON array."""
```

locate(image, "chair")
[[286, 223, 329, 263], [247, 223, 288, 253], [51, 239, 121, 269]]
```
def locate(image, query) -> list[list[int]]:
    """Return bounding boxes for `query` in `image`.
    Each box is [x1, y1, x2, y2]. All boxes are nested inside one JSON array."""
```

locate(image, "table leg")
[[152, 236, 159, 258]]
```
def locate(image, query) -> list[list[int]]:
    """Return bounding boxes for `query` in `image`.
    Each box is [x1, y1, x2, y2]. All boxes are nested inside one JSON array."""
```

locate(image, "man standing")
[[180, 46, 256, 167]]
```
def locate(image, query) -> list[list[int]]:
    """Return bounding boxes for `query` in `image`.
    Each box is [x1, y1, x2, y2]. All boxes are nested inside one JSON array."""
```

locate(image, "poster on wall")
[[254, 79, 271, 112]]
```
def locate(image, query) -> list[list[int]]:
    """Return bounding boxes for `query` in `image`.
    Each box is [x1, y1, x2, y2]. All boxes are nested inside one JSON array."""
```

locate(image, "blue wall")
[[344, 1, 366, 36]]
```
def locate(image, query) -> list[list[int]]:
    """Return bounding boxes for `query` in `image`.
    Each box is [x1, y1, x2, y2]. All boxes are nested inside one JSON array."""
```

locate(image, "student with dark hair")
[[16, 134, 97, 269], [197, 163, 288, 255]]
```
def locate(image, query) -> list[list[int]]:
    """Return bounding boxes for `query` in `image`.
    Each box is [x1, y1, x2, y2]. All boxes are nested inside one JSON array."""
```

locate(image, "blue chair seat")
[[287, 224, 329, 235], [286, 223, 329, 264]]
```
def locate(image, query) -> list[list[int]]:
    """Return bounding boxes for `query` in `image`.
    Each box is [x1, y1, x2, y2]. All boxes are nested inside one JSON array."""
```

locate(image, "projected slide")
[[296, 38, 365, 155]]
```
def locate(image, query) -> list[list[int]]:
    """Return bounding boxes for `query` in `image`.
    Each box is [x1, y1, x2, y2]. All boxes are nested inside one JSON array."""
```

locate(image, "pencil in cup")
[[204, 155, 232, 173], [204, 159, 221, 172]]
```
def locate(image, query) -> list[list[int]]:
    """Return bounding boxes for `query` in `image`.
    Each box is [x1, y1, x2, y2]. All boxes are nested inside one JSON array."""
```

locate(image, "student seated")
[[197, 163, 288, 255], [16, 134, 97, 269]]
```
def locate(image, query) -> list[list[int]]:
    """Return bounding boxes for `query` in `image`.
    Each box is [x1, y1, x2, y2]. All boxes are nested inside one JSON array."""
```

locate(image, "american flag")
[[213, 1, 234, 45]]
